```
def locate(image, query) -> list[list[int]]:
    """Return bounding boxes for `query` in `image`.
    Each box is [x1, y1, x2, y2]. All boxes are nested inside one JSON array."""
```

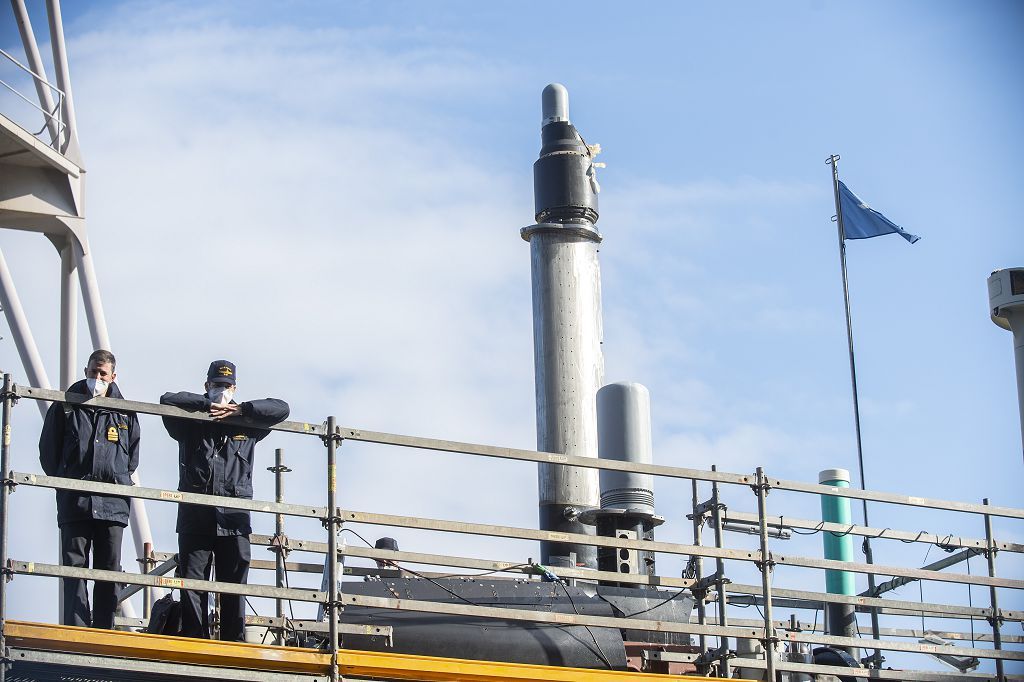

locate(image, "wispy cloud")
[[3, 3, 536, 621]]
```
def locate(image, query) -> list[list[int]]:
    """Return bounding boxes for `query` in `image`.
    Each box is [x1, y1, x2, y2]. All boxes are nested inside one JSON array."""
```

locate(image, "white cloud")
[[2, 4, 538, 622], [656, 422, 836, 479]]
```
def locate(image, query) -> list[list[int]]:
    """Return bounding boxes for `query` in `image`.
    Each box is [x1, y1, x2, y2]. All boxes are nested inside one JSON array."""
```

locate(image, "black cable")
[[341, 527, 376, 548], [429, 564, 533, 579], [341, 529, 481, 607], [342, 527, 530, 581], [280, 552, 298, 643], [919, 544, 932, 633], [682, 555, 699, 580], [555, 579, 613, 670], [787, 520, 973, 559], [618, 586, 690, 619], [896, 530, 926, 544]]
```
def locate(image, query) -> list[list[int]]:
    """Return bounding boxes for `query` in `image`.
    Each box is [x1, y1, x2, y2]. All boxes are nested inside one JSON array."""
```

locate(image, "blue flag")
[[838, 181, 920, 244]]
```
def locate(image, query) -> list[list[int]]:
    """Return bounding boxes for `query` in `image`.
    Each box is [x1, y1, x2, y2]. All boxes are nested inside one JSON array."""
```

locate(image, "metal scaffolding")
[[0, 377, 1021, 681]]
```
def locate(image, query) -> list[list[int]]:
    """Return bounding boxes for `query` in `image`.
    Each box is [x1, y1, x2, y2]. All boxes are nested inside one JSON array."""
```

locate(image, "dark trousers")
[[178, 533, 251, 641], [59, 520, 124, 629]]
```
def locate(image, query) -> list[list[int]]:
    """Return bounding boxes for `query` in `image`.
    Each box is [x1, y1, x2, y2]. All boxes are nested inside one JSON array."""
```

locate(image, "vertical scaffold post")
[[691, 479, 707, 656], [269, 447, 291, 639], [754, 467, 777, 682], [326, 418, 340, 682], [0, 373, 14, 682], [710, 466, 731, 678], [983, 499, 1005, 682]]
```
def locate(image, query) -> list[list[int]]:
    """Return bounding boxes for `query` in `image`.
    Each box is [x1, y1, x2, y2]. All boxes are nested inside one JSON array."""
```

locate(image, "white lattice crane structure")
[[0, 0, 159, 619]]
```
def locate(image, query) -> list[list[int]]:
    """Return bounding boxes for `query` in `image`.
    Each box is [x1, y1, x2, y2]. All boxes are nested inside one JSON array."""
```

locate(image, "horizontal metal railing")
[[15, 386, 327, 437], [15, 384, 1024, 521], [2, 379, 1021, 681], [17, 472, 1019, 595], [14, 472, 328, 519], [722, 509, 1024, 554], [10, 561, 327, 604], [332, 423, 1024, 521]]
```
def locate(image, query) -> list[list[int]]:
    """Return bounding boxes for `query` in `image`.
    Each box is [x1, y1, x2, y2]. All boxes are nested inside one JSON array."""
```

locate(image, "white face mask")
[[86, 378, 109, 397], [208, 386, 235, 405]]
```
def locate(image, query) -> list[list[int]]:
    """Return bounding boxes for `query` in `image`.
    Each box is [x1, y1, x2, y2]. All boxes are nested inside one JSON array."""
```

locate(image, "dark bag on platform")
[[147, 593, 181, 636]]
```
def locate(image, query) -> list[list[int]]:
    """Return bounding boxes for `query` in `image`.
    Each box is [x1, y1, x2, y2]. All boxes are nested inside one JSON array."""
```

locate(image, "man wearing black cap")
[[374, 537, 400, 570], [160, 360, 289, 641]]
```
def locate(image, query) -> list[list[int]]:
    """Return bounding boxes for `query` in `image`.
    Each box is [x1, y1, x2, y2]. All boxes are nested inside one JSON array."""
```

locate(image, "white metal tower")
[[1, 0, 159, 619]]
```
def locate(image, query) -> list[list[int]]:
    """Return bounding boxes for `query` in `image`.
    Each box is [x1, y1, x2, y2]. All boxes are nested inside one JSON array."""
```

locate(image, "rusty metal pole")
[[141, 541, 153, 621]]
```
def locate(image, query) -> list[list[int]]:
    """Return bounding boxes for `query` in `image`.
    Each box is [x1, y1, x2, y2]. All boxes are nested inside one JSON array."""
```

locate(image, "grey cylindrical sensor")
[[598, 382, 655, 514], [542, 83, 570, 126], [533, 83, 598, 225]]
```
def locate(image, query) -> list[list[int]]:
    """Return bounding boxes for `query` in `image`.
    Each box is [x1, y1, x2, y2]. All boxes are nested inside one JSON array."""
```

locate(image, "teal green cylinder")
[[819, 468, 856, 595]]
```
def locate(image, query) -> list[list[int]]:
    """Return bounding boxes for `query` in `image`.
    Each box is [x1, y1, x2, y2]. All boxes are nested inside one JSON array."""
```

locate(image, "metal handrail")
[[13, 472, 328, 519], [14, 384, 1024, 522], [10, 561, 326, 604], [334, 424, 1024, 520], [0, 47, 66, 143], [14, 386, 326, 436]]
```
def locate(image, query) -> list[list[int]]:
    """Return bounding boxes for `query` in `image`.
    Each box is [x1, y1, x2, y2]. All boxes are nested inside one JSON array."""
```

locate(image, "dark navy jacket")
[[160, 392, 289, 536], [39, 380, 140, 527]]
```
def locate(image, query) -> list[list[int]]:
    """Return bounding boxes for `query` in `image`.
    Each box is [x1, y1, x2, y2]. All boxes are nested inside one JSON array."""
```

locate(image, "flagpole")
[[827, 153, 883, 667]]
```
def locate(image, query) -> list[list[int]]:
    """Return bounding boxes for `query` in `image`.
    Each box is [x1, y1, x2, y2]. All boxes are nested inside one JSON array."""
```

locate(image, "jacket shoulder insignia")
[[106, 426, 119, 442], [232, 434, 248, 441]]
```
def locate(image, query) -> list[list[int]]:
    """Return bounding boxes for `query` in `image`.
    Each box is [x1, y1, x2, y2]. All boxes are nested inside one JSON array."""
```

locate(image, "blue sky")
[[2, 0, 1022, 674]]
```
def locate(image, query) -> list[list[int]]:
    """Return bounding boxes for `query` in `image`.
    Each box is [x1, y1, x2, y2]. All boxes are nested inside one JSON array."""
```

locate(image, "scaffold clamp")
[[690, 498, 725, 519], [320, 426, 343, 447], [269, 533, 292, 557], [690, 571, 729, 599], [754, 552, 776, 573]]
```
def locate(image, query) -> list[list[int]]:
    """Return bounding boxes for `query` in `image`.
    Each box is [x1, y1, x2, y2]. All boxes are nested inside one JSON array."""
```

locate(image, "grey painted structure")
[[989, 267, 1024, 464], [522, 84, 605, 569]]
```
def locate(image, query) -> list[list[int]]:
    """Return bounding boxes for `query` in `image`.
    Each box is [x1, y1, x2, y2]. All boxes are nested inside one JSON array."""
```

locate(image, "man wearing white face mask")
[[160, 360, 289, 641], [39, 349, 140, 629]]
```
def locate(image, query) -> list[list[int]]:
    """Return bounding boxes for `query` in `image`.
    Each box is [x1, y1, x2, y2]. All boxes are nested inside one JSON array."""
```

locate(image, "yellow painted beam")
[[6, 620, 715, 681], [5, 620, 328, 672], [340, 648, 712, 681]]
